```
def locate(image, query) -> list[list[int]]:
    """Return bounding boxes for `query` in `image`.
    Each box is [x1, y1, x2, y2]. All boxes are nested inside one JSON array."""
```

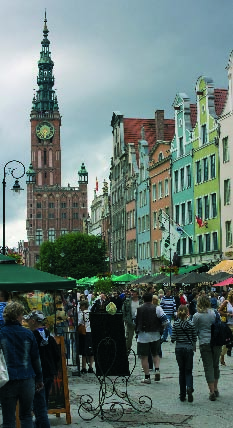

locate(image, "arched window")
[[158, 152, 163, 162]]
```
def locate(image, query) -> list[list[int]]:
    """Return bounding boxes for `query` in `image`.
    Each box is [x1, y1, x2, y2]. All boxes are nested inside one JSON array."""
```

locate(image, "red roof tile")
[[123, 118, 156, 150], [164, 119, 175, 141], [190, 104, 197, 128], [214, 89, 228, 116], [123, 117, 175, 152]]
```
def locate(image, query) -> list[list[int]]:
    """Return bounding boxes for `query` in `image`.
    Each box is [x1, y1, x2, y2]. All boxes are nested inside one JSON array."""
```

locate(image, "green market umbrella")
[[178, 264, 203, 275], [0, 255, 76, 292], [131, 274, 158, 284], [113, 273, 138, 283]]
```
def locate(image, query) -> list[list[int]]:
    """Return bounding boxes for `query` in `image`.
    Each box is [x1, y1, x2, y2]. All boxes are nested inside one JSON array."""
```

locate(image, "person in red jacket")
[[179, 291, 187, 306]]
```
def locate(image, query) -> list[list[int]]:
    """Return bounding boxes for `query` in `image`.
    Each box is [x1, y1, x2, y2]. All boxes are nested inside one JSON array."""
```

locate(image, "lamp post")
[[160, 215, 172, 288], [2, 160, 25, 255]]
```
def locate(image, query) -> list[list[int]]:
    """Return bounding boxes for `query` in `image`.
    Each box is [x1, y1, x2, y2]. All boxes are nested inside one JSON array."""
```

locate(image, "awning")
[[178, 264, 203, 275], [208, 260, 233, 274], [213, 277, 233, 287], [0, 255, 76, 292]]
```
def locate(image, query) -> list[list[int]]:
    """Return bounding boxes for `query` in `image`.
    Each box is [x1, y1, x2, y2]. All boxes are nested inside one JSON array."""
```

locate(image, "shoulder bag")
[[78, 312, 86, 335]]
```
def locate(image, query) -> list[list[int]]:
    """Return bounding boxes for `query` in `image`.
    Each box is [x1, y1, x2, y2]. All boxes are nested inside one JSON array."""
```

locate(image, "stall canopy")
[[113, 273, 138, 283], [208, 260, 233, 275], [177, 271, 213, 285], [0, 254, 76, 292], [131, 274, 159, 285], [213, 277, 233, 287], [178, 264, 203, 275]]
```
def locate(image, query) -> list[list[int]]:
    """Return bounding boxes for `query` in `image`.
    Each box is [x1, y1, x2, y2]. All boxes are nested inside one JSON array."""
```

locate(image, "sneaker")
[[187, 387, 193, 403], [214, 390, 219, 397], [209, 392, 216, 401], [154, 371, 160, 381], [141, 378, 151, 384], [88, 367, 94, 373], [80, 368, 87, 374]]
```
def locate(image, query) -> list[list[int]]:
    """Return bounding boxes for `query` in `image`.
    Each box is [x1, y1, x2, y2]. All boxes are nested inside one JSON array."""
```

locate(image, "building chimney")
[[155, 110, 164, 141]]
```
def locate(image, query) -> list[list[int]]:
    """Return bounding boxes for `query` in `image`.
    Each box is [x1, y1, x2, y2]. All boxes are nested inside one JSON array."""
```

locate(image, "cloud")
[[0, 0, 232, 249]]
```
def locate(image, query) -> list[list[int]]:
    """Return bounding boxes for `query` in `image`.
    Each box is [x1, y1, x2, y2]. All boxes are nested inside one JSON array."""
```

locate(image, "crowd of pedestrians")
[[70, 285, 233, 404], [0, 284, 231, 426]]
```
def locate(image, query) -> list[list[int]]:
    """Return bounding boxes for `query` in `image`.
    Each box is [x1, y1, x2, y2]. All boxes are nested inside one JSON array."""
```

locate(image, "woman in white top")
[[218, 290, 233, 366], [78, 301, 94, 374]]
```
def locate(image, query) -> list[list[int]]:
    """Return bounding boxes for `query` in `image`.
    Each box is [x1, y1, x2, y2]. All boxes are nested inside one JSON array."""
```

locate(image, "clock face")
[[36, 121, 54, 140]]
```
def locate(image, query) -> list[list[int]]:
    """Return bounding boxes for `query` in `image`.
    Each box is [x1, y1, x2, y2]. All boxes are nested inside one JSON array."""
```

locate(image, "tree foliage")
[[37, 232, 108, 279], [94, 277, 114, 295]]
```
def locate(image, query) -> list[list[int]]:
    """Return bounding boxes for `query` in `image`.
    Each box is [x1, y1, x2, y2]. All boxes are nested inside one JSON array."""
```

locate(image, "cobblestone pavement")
[[1, 341, 233, 427]]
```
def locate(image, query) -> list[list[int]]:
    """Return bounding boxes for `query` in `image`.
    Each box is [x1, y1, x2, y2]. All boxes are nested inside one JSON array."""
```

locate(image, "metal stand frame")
[[78, 337, 152, 421]]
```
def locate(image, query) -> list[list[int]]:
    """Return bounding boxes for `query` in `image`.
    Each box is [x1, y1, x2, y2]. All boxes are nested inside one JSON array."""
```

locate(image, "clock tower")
[[30, 12, 61, 187], [26, 14, 88, 267]]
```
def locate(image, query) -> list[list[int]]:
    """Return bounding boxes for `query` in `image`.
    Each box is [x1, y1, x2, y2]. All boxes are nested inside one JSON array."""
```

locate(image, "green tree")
[[36, 241, 56, 273], [94, 277, 114, 295], [37, 232, 107, 279]]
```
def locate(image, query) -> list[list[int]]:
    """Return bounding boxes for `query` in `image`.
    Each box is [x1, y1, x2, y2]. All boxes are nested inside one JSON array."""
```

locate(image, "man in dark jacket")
[[25, 310, 60, 428], [136, 293, 168, 384], [0, 302, 43, 428]]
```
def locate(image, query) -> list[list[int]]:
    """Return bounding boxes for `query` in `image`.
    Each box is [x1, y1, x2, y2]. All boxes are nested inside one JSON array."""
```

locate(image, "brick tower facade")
[[26, 14, 88, 267]]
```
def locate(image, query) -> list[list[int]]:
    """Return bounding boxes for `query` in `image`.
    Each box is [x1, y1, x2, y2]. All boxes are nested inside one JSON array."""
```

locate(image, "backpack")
[[211, 312, 233, 348]]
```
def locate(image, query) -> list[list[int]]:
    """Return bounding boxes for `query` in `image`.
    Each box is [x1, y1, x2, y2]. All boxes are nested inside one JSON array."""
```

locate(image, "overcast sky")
[[1, 0, 232, 249]]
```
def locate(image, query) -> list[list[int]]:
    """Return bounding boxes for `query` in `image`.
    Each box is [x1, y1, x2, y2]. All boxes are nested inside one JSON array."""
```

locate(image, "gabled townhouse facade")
[[137, 134, 151, 274], [149, 110, 175, 272], [218, 51, 233, 259], [125, 144, 138, 274], [192, 77, 227, 264], [89, 181, 111, 269], [171, 93, 197, 264], [110, 112, 156, 274], [110, 112, 127, 275]]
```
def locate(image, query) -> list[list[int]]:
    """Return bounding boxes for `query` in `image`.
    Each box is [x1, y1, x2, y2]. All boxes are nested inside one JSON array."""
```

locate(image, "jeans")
[[162, 315, 172, 340], [175, 347, 194, 397], [33, 385, 50, 428], [0, 377, 35, 428]]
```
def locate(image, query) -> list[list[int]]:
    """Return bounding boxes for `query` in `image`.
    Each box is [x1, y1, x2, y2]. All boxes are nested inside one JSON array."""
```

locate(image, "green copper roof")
[[32, 12, 58, 113], [78, 162, 88, 175]]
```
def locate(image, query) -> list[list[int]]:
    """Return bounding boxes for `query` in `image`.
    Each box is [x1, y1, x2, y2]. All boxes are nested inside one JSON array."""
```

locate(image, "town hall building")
[[26, 14, 88, 267]]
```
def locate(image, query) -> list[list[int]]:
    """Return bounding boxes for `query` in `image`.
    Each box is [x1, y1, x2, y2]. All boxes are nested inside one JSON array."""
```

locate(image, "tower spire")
[[32, 12, 59, 113]]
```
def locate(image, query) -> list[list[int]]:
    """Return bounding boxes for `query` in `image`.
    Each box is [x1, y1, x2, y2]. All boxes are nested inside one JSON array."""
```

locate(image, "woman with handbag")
[[193, 295, 222, 401], [78, 301, 94, 374], [171, 305, 197, 402], [0, 302, 43, 428]]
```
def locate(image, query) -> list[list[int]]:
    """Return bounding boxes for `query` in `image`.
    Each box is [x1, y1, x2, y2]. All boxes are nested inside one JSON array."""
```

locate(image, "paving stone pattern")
[[1, 341, 233, 427]]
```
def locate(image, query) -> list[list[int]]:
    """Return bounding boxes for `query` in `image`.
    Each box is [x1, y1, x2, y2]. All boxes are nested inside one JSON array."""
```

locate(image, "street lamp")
[[160, 217, 172, 288], [2, 160, 25, 255]]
